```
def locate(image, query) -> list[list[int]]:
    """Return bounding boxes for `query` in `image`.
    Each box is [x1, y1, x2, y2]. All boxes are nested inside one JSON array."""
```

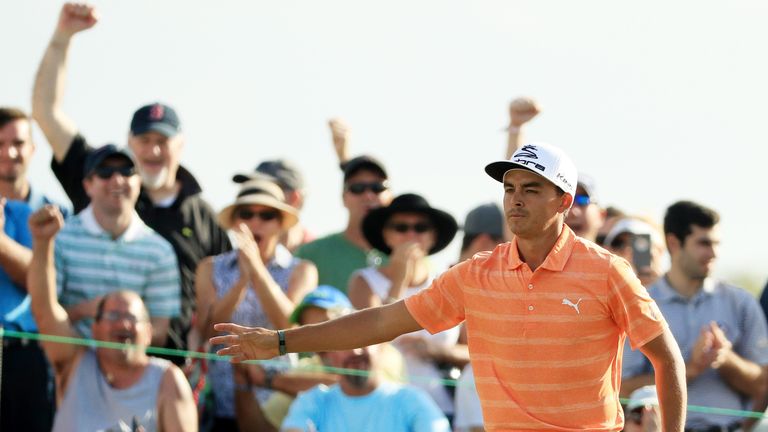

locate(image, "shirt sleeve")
[[404, 261, 467, 335], [606, 256, 667, 350], [144, 240, 182, 318], [50, 134, 92, 214]]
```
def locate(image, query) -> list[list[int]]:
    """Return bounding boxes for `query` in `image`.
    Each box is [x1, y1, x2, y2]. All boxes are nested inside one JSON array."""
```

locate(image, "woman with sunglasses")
[[348, 193, 466, 419], [195, 177, 317, 431]]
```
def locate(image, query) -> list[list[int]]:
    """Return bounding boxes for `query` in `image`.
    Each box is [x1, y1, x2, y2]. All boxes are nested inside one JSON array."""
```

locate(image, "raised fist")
[[508, 97, 541, 129], [28, 205, 64, 241], [57, 3, 99, 36]]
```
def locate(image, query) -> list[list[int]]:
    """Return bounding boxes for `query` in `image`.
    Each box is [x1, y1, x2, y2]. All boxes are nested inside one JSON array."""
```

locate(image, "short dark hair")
[[663, 200, 720, 245], [0, 107, 29, 129]]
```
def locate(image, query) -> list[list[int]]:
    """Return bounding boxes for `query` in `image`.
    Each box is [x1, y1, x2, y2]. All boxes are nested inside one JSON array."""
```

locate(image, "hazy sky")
[[5, 1, 768, 290]]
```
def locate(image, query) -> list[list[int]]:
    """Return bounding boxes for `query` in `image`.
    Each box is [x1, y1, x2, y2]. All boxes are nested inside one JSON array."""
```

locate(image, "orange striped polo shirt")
[[405, 226, 666, 431]]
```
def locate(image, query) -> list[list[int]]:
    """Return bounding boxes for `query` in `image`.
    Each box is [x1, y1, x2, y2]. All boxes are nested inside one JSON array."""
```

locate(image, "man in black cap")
[[31, 2, 230, 359], [294, 155, 393, 294]]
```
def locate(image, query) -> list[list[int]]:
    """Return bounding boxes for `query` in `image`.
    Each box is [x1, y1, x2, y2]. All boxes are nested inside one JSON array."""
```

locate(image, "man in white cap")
[[211, 143, 687, 431]]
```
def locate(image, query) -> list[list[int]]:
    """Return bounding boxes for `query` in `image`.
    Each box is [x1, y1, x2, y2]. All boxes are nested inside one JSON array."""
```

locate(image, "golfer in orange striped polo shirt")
[[212, 143, 687, 431]]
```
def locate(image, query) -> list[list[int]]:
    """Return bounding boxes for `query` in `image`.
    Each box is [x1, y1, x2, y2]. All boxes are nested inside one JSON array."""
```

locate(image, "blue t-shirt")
[[282, 381, 450, 432], [0, 200, 35, 331]]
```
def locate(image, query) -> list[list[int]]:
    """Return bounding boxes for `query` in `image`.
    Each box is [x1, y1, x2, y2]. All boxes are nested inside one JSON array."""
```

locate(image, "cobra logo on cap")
[[513, 145, 546, 172]]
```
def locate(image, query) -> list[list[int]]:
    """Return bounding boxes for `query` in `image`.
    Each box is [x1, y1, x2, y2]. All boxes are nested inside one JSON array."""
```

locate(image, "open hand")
[[210, 323, 279, 362]]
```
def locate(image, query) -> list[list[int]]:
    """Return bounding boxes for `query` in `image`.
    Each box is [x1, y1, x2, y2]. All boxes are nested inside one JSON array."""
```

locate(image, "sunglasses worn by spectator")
[[387, 222, 433, 234], [93, 165, 136, 179], [346, 182, 388, 195], [573, 194, 591, 207], [237, 208, 281, 222]]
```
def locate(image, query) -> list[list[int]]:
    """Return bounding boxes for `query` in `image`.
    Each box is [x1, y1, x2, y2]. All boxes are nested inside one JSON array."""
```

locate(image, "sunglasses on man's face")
[[93, 165, 136, 180], [97, 310, 146, 325], [345, 182, 388, 195], [573, 194, 592, 207], [386, 222, 434, 234], [236, 208, 281, 222]]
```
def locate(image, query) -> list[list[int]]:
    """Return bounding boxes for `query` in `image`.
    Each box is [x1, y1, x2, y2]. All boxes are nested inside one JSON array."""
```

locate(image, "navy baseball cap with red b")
[[130, 103, 181, 137]]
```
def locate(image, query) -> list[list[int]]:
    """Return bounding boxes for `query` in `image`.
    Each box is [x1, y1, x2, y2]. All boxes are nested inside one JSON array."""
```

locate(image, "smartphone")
[[631, 234, 652, 270]]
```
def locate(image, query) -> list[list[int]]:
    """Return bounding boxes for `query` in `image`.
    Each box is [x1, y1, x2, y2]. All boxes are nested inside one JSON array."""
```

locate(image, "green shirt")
[[295, 232, 387, 294]]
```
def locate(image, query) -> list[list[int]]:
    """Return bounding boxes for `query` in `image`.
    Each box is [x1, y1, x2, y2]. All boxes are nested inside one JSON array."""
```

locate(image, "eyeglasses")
[[345, 182, 389, 195], [93, 165, 136, 179], [236, 208, 281, 222], [573, 194, 592, 207], [386, 222, 433, 234], [97, 310, 146, 324]]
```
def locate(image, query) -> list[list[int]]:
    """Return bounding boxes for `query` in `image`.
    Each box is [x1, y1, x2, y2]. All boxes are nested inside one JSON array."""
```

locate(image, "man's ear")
[[559, 193, 574, 214], [665, 233, 680, 254]]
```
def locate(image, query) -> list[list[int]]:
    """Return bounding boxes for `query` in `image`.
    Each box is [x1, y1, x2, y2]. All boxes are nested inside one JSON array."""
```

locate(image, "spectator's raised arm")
[[32, 3, 98, 162], [27, 205, 79, 367], [328, 117, 351, 166], [505, 97, 540, 159]]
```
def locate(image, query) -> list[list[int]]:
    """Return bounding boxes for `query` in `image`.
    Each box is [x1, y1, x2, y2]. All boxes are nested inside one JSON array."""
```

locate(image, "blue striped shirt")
[[55, 206, 181, 337]]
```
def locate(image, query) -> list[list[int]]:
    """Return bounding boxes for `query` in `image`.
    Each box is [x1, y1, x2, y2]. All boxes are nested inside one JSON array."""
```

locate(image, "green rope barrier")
[[2, 329, 766, 420]]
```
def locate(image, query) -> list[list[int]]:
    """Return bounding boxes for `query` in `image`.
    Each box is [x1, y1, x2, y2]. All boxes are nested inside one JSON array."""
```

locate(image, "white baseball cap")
[[626, 385, 658, 411], [485, 142, 578, 202], [604, 218, 664, 249]]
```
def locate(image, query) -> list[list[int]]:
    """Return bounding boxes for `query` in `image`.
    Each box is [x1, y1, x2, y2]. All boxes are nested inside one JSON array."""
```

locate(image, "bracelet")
[[277, 329, 286, 356]]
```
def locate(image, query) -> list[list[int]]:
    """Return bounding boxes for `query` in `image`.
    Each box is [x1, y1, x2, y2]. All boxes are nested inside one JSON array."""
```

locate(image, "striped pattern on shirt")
[[405, 226, 667, 431], [55, 213, 181, 336]]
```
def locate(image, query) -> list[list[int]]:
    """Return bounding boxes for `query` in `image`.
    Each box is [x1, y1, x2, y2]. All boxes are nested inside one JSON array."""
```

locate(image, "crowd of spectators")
[[2, 2, 768, 431]]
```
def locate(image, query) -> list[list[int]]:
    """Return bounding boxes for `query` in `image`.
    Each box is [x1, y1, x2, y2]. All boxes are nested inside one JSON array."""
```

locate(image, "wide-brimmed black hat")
[[362, 193, 458, 255]]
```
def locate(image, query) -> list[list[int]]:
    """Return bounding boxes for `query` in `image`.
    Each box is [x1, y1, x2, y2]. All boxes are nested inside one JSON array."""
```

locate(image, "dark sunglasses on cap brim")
[[93, 165, 136, 179], [345, 182, 389, 195]]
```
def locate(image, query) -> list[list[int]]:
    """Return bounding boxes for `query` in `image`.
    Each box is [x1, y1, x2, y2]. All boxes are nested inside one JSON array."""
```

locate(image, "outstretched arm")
[[27, 205, 80, 367], [32, 3, 98, 162], [639, 328, 687, 432], [505, 97, 541, 159], [211, 300, 422, 362]]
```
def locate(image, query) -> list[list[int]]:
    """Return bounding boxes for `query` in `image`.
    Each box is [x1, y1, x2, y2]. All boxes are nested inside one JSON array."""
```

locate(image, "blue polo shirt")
[[0, 200, 35, 331], [623, 276, 768, 428]]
